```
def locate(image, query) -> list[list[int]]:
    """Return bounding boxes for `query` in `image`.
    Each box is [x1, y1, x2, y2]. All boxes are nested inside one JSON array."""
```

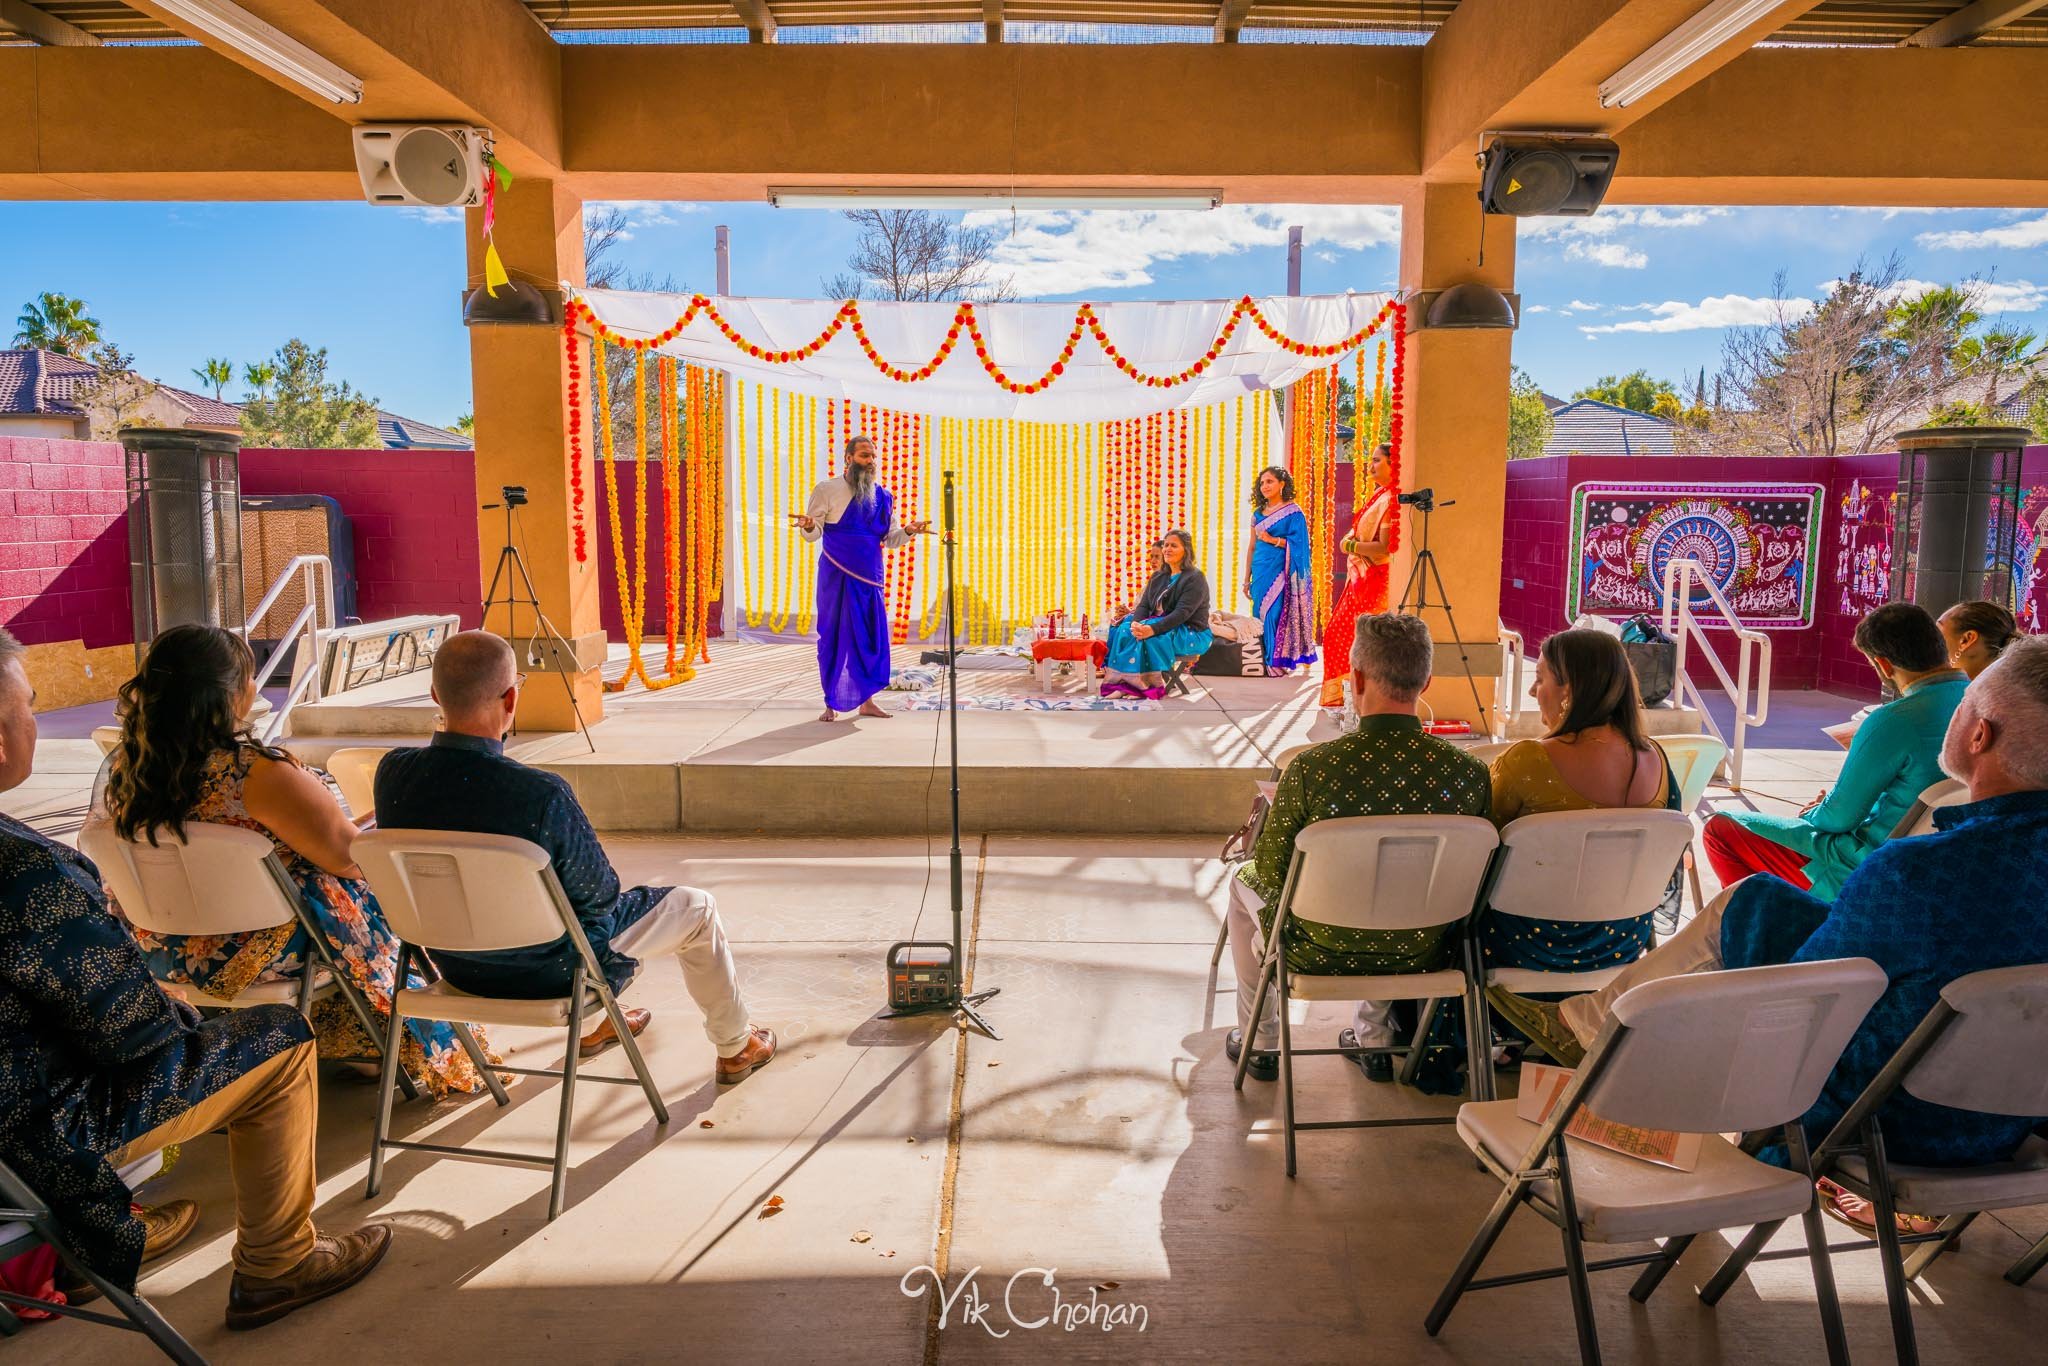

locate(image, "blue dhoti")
[[815, 485, 897, 712]]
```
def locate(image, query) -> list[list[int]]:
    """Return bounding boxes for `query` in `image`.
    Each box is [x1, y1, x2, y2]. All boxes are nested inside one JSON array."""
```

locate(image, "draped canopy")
[[565, 286, 1400, 423]]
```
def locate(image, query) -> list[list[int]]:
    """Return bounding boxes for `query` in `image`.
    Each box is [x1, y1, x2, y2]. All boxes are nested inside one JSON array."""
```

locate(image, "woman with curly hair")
[[93, 624, 494, 1099]]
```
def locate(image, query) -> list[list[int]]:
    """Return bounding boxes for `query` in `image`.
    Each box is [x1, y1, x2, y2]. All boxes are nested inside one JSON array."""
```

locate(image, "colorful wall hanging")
[[1567, 482, 1823, 629]]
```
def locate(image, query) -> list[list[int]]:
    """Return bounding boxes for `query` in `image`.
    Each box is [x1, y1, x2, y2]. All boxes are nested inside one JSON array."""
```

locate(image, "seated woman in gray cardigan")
[[1102, 529, 1214, 700]]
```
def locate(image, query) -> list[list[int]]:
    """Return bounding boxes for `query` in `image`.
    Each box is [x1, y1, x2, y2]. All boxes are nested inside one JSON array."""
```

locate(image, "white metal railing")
[[1495, 624, 1525, 738], [1659, 557, 1771, 790], [237, 555, 336, 745]]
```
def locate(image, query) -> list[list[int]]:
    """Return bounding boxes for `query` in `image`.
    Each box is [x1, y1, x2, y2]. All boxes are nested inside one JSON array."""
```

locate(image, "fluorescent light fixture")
[[768, 186, 1223, 212], [153, 0, 363, 105], [1598, 0, 1783, 109]]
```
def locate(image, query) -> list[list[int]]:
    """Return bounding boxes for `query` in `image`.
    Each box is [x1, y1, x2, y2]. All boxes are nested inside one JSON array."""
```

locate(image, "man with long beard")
[[794, 434, 929, 722]]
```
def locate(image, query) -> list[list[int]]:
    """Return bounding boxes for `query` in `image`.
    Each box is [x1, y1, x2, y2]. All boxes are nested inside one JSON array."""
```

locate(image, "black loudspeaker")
[[1478, 137, 1620, 217]]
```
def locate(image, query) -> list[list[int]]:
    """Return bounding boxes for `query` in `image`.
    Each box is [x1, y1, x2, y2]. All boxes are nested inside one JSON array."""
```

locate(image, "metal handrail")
[[236, 555, 335, 744], [1659, 557, 1772, 790], [1495, 624, 1525, 737]]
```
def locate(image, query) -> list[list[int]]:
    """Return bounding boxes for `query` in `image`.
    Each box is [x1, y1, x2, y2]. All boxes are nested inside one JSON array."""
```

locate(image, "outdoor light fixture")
[[153, 0, 364, 105], [1598, 0, 1784, 109], [462, 282, 559, 327], [767, 187, 1224, 212], [1417, 284, 1519, 330]]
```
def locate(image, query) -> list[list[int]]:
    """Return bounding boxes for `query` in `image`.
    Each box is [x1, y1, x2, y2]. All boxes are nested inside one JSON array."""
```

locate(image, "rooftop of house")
[[1541, 397, 1678, 459]]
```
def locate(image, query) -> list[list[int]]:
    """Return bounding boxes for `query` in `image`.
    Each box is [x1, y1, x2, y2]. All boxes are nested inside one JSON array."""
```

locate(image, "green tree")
[[241, 360, 277, 399], [1573, 368, 1678, 415], [1507, 366, 1555, 461], [451, 413, 475, 436], [240, 339, 381, 449], [12, 292, 103, 357], [192, 357, 233, 399], [1953, 326, 2041, 412], [71, 343, 159, 440], [1927, 398, 1993, 427], [1884, 285, 1978, 389], [2028, 384, 2048, 444]]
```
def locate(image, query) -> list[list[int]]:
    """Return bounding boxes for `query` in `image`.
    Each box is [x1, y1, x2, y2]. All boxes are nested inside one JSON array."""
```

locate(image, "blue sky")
[[3, 198, 2042, 427]]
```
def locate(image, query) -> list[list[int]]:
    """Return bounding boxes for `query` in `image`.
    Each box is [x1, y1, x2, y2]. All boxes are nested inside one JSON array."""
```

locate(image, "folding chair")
[[1426, 958, 1889, 1366], [0, 1157, 205, 1365], [1696, 962, 2048, 1366], [1234, 814, 1501, 1176], [1480, 807, 1698, 1076], [1886, 777, 1969, 841], [1163, 654, 1203, 698], [354, 829, 670, 1220], [1212, 785, 1275, 967], [320, 746, 393, 823], [1653, 735, 1727, 920], [79, 820, 476, 1103]]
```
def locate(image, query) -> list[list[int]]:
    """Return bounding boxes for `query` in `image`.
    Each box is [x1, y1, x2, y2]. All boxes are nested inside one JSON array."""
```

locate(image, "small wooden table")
[[1031, 638, 1106, 692]]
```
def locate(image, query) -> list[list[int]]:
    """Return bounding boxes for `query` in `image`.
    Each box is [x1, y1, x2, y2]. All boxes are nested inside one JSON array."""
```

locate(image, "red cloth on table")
[[1031, 639, 1107, 666]]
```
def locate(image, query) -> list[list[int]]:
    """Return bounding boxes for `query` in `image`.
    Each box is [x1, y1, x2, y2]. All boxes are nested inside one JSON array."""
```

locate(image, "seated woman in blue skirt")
[[1102, 528, 1213, 700]]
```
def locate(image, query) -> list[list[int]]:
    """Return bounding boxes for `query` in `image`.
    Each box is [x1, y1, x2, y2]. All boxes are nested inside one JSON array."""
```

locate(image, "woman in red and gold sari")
[[1318, 443, 1398, 708]]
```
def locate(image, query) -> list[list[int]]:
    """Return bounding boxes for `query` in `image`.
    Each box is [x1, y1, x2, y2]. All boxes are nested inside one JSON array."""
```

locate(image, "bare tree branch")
[[834, 209, 1016, 302]]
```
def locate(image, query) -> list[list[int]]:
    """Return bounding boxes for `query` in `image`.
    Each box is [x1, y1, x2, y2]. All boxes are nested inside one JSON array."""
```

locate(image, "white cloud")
[[1580, 293, 1809, 335], [585, 200, 701, 241], [1568, 240, 1648, 269], [1562, 299, 1602, 314], [963, 204, 1400, 296], [1918, 213, 2048, 252], [401, 206, 464, 225], [1979, 280, 2048, 313], [1524, 304, 1550, 314]]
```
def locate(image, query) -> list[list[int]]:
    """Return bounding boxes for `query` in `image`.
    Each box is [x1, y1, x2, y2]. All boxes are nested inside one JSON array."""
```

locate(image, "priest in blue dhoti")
[[795, 434, 929, 722]]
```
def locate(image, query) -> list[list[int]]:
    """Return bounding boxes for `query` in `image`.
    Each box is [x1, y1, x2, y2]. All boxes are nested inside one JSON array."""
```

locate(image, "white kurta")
[[800, 477, 911, 548]]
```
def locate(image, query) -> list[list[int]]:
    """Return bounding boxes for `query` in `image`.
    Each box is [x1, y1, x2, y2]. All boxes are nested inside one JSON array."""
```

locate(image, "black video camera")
[[501, 485, 529, 508], [1398, 487, 1437, 511]]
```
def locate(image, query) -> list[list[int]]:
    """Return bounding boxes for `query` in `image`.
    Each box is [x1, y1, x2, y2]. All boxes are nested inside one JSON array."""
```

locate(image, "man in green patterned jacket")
[[1224, 612, 1490, 1081]]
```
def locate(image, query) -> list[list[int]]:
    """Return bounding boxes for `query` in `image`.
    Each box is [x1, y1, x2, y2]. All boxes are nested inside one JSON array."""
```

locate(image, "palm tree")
[[12, 292, 103, 357], [451, 413, 475, 436], [1955, 326, 2041, 412], [193, 357, 233, 400], [1885, 285, 1980, 387], [241, 360, 277, 400]]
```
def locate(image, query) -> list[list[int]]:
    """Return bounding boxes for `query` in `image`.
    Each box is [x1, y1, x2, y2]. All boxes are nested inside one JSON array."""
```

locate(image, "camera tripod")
[[1394, 494, 1492, 729], [480, 494, 596, 754]]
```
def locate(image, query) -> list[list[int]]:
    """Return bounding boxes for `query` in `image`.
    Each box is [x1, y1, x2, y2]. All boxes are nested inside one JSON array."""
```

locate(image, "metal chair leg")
[[364, 944, 412, 1200], [1552, 1138, 1603, 1365], [1901, 1210, 1976, 1281], [1399, 998, 1442, 1087], [1864, 1122, 1922, 1366], [453, 1024, 509, 1107], [2006, 1229, 2048, 1286], [295, 899, 418, 1101], [0, 1303, 21, 1337], [1684, 847, 1705, 921], [598, 987, 668, 1125], [1426, 1172, 1529, 1336], [1461, 934, 1495, 1103], [1211, 915, 1230, 968], [1628, 1234, 1696, 1303], [1785, 1123, 1852, 1366], [549, 967, 588, 1221], [102, 1281, 207, 1366], [1698, 1218, 1787, 1305], [1234, 942, 1277, 1093], [1277, 956, 1297, 1178]]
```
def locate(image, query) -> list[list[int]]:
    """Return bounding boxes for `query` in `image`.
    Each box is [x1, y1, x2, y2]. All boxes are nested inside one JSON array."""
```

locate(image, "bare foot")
[[857, 699, 891, 718], [818, 708, 841, 722]]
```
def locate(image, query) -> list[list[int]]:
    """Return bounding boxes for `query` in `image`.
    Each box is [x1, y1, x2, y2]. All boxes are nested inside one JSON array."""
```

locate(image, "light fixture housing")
[[462, 282, 559, 327], [1598, 0, 1783, 109], [153, 0, 363, 105], [1418, 284, 1520, 330], [767, 186, 1224, 212]]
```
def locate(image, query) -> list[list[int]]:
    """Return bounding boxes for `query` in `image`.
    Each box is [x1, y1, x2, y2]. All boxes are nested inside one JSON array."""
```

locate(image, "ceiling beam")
[[984, 1, 1002, 44], [733, 0, 778, 43], [1420, 0, 1825, 180], [1902, 0, 2048, 47], [122, 0, 565, 176], [0, 0, 100, 45], [1215, 0, 1255, 43]]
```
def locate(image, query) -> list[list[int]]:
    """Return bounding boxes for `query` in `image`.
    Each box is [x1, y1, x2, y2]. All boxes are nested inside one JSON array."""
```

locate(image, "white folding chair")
[[1481, 809, 1699, 1057], [1887, 777, 1970, 841], [1652, 734, 1728, 923], [321, 746, 392, 823], [1234, 815, 1501, 1176], [354, 829, 670, 1220], [1464, 740, 1517, 767], [80, 820, 438, 1102], [1427, 958, 1889, 1366], [1699, 963, 2048, 1366]]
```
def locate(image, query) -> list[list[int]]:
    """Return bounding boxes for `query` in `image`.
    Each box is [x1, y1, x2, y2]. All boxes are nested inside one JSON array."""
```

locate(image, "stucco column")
[[465, 178, 604, 731], [1394, 183, 1515, 727]]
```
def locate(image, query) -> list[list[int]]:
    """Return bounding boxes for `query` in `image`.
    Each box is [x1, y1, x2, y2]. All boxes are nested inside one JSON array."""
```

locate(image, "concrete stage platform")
[[288, 641, 1340, 836]]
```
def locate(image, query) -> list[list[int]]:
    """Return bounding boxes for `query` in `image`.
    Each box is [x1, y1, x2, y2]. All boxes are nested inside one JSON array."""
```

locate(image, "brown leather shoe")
[[715, 1027, 776, 1085], [226, 1226, 393, 1331], [140, 1199, 200, 1263], [580, 1006, 652, 1058]]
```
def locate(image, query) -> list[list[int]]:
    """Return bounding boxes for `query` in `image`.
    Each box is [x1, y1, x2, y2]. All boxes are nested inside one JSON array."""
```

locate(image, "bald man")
[[373, 632, 775, 1082]]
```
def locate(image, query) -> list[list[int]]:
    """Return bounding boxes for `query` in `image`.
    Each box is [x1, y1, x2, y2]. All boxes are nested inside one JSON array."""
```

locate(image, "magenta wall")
[[240, 448, 482, 629], [0, 436, 131, 649]]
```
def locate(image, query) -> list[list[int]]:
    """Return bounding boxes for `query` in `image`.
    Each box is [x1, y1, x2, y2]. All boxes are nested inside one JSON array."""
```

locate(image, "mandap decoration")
[[564, 287, 1405, 683], [1568, 483, 1823, 629]]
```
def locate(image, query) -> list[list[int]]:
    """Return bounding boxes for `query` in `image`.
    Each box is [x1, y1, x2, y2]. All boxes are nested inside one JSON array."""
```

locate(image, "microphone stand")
[[941, 471, 1000, 1039]]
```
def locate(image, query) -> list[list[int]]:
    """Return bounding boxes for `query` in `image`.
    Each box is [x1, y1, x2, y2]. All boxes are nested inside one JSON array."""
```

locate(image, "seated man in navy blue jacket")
[[375, 631, 775, 1084]]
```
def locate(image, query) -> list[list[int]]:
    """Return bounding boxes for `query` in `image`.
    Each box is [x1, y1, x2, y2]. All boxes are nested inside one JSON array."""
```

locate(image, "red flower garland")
[[563, 319, 588, 562], [1386, 303, 1408, 557]]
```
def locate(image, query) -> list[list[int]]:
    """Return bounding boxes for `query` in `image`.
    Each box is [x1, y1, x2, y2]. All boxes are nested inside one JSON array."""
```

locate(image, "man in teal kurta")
[[1224, 613, 1489, 1079], [1706, 602, 1967, 900]]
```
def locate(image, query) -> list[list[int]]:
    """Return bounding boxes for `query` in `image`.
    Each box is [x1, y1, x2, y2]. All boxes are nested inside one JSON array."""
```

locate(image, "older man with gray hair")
[[1499, 634, 2048, 1175], [1223, 613, 1492, 1083]]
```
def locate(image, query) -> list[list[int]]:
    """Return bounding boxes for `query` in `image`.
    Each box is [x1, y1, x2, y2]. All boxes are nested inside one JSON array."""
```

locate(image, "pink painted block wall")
[[0, 436, 132, 649], [240, 448, 483, 629]]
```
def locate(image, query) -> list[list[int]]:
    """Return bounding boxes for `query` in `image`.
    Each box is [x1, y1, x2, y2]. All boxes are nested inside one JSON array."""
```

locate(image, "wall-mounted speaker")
[[1478, 136, 1620, 217], [352, 125, 490, 208]]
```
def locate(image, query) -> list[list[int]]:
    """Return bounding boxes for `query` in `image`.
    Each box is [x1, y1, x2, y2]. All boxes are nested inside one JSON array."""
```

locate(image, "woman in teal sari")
[[1102, 529, 1213, 699], [1241, 465, 1316, 674]]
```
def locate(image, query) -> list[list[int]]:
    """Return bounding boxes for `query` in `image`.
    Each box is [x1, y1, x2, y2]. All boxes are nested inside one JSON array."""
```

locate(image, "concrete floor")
[[6, 827, 2044, 1365]]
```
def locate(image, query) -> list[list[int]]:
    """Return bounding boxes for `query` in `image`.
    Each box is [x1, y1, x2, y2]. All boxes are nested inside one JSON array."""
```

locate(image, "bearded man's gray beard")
[[845, 462, 876, 501]]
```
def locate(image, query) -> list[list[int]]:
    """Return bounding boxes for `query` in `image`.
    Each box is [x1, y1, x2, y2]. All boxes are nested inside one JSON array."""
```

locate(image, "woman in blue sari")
[[1102, 529, 1213, 699], [1241, 466, 1317, 674]]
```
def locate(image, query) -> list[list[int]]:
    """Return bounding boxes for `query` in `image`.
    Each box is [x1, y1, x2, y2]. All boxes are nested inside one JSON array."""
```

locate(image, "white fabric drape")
[[567, 287, 1394, 423]]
